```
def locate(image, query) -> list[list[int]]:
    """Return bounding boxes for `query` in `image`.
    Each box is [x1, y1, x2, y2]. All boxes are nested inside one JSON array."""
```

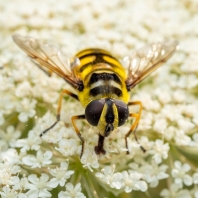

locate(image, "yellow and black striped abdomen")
[[74, 48, 130, 107], [74, 48, 127, 81]]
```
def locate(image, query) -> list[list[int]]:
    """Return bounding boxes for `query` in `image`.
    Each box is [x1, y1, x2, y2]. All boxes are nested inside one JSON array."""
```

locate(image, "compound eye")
[[85, 99, 105, 126], [114, 100, 129, 126]]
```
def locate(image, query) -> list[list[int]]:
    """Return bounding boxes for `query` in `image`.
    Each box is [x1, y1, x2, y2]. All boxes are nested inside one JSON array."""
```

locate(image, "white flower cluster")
[[96, 165, 148, 193], [1, 0, 198, 197], [0, 148, 79, 198], [160, 160, 198, 198]]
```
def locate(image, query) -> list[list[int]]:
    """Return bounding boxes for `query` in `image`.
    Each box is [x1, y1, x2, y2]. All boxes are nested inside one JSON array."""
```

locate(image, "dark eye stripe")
[[105, 98, 114, 124]]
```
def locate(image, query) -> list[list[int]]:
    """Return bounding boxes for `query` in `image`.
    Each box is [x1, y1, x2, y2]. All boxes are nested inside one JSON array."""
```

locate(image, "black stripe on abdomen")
[[88, 73, 121, 86], [90, 86, 122, 97], [79, 53, 120, 73]]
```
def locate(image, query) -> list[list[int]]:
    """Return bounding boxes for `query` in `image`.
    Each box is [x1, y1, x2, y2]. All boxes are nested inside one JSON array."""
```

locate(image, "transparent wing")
[[124, 41, 178, 90], [12, 34, 82, 90]]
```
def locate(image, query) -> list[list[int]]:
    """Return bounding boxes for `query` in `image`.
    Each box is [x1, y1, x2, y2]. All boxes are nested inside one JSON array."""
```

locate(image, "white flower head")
[[16, 98, 37, 122], [0, 162, 20, 186], [164, 126, 176, 141], [15, 129, 42, 152], [141, 161, 169, 188], [96, 165, 119, 187], [177, 118, 195, 133], [0, 186, 18, 198], [15, 80, 32, 98], [0, 148, 19, 165], [81, 146, 100, 172], [41, 123, 65, 144], [0, 168, 13, 186], [122, 171, 147, 193], [55, 138, 79, 157], [96, 164, 123, 189], [22, 150, 52, 168], [139, 136, 153, 152], [48, 161, 74, 188], [171, 161, 193, 188], [58, 183, 86, 198], [110, 172, 123, 189], [26, 173, 52, 198], [0, 125, 21, 147], [174, 129, 191, 146], [160, 183, 191, 198], [11, 175, 29, 192], [153, 118, 167, 134], [150, 139, 169, 164], [125, 135, 143, 156]]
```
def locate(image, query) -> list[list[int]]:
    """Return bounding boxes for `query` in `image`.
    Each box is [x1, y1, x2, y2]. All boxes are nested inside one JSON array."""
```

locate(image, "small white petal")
[[183, 175, 193, 186], [157, 172, 169, 180], [193, 173, 198, 184], [160, 189, 170, 196], [175, 178, 182, 185], [138, 181, 148, 192], [150, 179, 159, 188], [171, 169, 179, 177], [28, 175, 38, 185], [48, 178, 59, 188], [183, 164, 191, 172], [18, 112, 28, 122], [26, 190, 39, 198], [174, 161, 182, 169], [38, 189, 51, 197], [40, 173, 49, 182], [194, 190, 198, 198]]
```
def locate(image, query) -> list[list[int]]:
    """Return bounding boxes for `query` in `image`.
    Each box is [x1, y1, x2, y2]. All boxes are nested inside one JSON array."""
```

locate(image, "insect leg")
[[95, 134, 106, 155], [71, 115, 86, 158], [40, 89, 78, 137], [125, 101, 146, 154]]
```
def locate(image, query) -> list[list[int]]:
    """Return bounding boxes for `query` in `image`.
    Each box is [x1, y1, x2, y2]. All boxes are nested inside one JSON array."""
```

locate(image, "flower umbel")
[[1, 0, 198, 197]]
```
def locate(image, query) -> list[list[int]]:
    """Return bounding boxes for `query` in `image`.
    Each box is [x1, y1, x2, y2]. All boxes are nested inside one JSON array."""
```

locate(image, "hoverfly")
[[13, 34, 178, 157]]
